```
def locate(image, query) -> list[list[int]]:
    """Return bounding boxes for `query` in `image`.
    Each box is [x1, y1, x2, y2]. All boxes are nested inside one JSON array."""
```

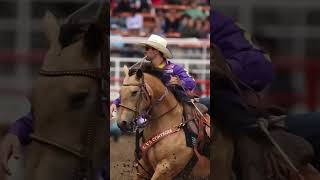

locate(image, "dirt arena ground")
[[110, 135, 136, 180], [110, 134, 209, 180]]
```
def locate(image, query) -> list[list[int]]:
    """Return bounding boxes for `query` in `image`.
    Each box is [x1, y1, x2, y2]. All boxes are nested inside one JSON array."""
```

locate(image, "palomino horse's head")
[[26, 1, 108, 180], [117, 66, 156, 132]]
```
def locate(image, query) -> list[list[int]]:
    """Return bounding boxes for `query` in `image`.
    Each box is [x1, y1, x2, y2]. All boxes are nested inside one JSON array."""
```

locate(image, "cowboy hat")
[[139, 34, 173, 59]]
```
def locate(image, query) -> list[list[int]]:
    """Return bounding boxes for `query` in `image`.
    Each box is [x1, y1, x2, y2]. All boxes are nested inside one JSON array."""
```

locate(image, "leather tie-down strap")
[[197, 116, 205, 142], [257, 119, 304, 180], [140, 126, 182, 153]]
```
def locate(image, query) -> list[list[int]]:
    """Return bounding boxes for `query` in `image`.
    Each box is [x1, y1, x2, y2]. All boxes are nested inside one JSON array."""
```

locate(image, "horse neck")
[[143, 77, 183, 138]]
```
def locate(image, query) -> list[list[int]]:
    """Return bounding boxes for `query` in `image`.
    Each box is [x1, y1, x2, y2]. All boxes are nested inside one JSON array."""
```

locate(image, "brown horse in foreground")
[[117, 66, 233, 180], [117, 65, 214, 179]]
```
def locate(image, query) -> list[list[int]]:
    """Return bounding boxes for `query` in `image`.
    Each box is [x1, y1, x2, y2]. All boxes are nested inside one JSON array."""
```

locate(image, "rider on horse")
[[110, 34, 198, 124]]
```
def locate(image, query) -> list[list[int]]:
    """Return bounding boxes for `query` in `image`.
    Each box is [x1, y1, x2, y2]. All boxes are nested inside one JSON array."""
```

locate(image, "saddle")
[[185, 102, 209, 136], [182, 101, 211, 157]]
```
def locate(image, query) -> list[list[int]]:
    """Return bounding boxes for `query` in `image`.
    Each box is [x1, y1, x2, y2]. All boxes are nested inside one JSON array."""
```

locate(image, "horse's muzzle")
[[117, 121, 134, 132]]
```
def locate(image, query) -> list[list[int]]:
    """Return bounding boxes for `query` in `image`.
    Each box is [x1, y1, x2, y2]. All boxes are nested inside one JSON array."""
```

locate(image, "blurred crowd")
[[110, 0, 210, 97], [110, 0, 210, 39]]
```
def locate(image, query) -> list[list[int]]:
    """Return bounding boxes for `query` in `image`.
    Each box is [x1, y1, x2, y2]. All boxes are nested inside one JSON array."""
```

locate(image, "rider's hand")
[[110, 103, 117, 118], [0, 133, 21, 175], [168, 76, 180, 86]]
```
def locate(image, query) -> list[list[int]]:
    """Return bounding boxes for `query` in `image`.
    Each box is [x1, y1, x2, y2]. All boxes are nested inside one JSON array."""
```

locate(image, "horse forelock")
[[126, 67, 186, 103]]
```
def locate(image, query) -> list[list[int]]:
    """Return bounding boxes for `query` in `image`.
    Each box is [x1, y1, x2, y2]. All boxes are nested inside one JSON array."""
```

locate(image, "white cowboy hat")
[[139, 34, 173, 59]]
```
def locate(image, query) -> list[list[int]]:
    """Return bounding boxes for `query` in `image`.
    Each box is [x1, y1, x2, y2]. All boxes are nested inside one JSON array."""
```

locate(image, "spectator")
[[180, 16, 198, 37], [133, 0, 152, 12], [126, 8, 144, 36], [178, 14, 190, 32], [194, 18, 206, 38], [156, 10, 166, 31], [114, 0, 133, 14], [111, 11, 126, 29], [152, 10, 166, 36], [202, 16, 210, 38], [183, 2, 207, 20], [110, 24, 125, 49], [164, 9, 180, 33]]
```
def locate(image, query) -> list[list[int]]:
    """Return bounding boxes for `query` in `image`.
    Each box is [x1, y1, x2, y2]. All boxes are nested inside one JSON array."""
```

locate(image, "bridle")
[[119, 83, 151, 116], [118, 74, 176, 130], [29, 21, 108, 180]]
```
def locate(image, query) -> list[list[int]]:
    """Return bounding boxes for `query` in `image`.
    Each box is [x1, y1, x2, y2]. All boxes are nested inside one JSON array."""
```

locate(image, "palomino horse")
[[117, 65, 210, 179], [25, 1, 108, 180]]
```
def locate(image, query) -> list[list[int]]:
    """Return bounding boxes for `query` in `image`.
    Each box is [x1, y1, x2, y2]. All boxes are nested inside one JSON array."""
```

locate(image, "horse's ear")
[[123, 65, 129, 77], [136, 69, 143, 80], [42, 11, 59, 45]]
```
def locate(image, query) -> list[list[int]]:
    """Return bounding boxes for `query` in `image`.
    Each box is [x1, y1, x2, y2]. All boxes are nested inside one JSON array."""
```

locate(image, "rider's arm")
[[173, 64, 196, 91], [7, 111, 33, 145], [211, 10, 275, 91]]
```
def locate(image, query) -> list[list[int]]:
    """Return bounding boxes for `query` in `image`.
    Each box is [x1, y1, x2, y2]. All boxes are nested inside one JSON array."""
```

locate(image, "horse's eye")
[[69, 91, 89, 109], [131, 91, 138, 96]]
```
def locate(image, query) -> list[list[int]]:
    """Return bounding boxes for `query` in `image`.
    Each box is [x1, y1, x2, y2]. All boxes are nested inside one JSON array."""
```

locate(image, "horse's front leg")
[[151, 160, 176, 180], [134, 159, 154, 180]]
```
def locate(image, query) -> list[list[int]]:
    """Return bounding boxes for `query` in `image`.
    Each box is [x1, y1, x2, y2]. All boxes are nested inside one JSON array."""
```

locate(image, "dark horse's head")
[[26, 1, 108, 180]]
